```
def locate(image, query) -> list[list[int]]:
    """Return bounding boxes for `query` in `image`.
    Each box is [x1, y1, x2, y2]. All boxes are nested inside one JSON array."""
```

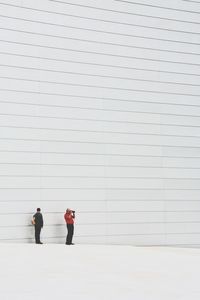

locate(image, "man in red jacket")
[[64, 208, 75, 245]]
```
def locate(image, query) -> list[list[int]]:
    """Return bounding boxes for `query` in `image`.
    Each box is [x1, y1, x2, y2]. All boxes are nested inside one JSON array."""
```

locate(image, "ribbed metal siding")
[[0, 0, 200, 246]]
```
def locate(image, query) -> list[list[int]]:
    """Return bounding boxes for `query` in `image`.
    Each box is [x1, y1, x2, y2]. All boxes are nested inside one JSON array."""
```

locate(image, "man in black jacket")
[[33, 208, 43, 244]]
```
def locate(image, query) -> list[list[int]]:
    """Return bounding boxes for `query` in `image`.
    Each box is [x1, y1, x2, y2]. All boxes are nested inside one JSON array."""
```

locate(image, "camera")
[[72, 210, 75, 213]]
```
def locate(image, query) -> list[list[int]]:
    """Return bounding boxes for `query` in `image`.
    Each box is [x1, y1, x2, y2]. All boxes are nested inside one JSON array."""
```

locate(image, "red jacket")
[[64, 212, 75, 224]]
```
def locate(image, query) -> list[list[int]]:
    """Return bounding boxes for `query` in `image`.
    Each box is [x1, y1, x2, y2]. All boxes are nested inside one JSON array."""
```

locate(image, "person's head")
[[37, 208, 41, 212], [66, 208, 71, 213]]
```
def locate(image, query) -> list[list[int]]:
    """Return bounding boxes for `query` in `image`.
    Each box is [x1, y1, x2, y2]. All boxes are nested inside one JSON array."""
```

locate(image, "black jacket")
[[33, 212, 43, 227]]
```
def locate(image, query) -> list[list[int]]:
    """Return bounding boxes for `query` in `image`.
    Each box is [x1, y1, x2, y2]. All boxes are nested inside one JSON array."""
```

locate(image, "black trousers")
[[66, 224, 74, 244], [35, 225, 42, 244]]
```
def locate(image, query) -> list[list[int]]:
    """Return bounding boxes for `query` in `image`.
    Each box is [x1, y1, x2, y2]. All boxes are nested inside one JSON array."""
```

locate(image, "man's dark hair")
[[37, 208, 41, 212]]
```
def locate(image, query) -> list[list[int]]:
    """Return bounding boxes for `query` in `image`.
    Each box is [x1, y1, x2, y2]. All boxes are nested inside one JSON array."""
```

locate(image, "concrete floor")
[[0, 243, 199, 300]]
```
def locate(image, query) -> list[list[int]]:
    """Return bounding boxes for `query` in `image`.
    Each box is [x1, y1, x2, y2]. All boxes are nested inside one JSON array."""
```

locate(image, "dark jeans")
[[66, 224, 74, 244], [35, 225, 42, 244]]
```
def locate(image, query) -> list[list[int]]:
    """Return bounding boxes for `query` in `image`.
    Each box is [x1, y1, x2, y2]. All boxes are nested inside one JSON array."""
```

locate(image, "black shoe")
[[70, 243, 75, 245], [38, 242, 43, 244], [65, 243, 70, 245]]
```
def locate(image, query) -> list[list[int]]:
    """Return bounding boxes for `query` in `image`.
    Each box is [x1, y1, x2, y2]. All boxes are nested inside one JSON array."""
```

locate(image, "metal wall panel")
[[0, 0, 200, 246]]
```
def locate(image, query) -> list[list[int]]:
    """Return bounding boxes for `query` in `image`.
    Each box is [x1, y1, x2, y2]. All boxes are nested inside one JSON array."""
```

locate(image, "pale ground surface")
[[0, 243, 199, 300]]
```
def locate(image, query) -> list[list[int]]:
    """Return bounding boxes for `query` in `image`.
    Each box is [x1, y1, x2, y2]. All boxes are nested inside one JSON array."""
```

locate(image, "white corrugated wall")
[[0, 0, 200, 246]]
